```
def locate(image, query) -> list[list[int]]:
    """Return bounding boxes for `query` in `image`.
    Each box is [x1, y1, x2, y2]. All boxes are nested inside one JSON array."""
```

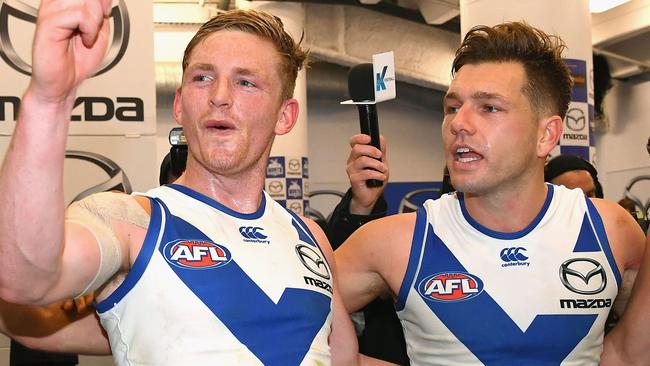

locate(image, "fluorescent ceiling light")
[[590, 0, 630, 13]]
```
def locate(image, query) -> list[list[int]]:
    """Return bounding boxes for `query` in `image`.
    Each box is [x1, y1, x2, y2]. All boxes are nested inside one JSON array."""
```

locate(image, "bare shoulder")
[[350, 212, 417, 247], [590, 198, 645, 271], [338, 212, 417, 270]]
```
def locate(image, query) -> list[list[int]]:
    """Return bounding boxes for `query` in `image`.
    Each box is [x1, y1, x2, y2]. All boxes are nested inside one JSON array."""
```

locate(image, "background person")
[[544, 153, 603, 198]]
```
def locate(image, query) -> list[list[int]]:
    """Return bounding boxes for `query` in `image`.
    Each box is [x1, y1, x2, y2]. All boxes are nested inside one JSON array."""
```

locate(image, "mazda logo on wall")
[[66, 150, 132, 202], [564, 107, 586, 132], [0, 0, 130, 77], [559, 258, 606, 295]]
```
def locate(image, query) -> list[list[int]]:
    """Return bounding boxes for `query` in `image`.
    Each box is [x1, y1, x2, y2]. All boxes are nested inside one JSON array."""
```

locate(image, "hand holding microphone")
[[342, 51, 396, 188], [348, 63, 383, 187]]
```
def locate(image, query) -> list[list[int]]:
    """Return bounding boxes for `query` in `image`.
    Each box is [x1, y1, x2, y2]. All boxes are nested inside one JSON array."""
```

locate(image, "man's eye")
[[483, 105, 500, 113], [238, 80, 255, 87], [192, 75, 213, 82], [445, 106, 459, 114]]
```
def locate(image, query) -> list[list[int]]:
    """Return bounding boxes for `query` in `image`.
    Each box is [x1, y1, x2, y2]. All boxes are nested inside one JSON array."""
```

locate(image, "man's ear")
[[172, 87, 183, 125], [275, 99, 299, 135], [537, 115, 563, 157]]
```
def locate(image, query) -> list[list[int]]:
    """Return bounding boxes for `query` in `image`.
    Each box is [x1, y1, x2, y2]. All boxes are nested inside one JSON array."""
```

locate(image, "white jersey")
[[96, 184, 333, 366], [396, 184, 620, 366]]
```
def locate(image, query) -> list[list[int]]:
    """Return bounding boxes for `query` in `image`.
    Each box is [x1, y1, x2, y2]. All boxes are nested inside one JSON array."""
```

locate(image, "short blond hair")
[[182, 9, 309, 101]]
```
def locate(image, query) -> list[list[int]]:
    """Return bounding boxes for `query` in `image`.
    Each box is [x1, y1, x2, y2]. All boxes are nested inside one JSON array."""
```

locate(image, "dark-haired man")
[[336, 22, 646, 365]]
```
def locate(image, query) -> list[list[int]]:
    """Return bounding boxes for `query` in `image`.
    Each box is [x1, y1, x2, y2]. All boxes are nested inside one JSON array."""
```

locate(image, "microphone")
[[348, 63, 383, 188]]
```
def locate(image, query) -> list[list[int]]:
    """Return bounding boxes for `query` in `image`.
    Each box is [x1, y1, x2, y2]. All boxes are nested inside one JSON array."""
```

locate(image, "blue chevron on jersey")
[[417, 229, 596, 364], [161, 212, 330, 365], [95, 186, 333, 366], [397, 185, 618, 365]]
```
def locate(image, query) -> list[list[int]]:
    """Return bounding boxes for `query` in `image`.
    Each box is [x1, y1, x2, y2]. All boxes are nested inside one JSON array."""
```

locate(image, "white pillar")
[[237, 0, 310, 215], [460, 0, 595, 163]]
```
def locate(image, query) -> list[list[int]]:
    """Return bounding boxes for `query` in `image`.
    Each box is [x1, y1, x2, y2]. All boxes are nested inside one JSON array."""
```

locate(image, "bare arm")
[[0, 0, 113, 304], [591, 199, 646, 314], [0, 298, 110, 355], [335, 213, 415, 313], [601, 232, 650, 365], [595, 199, 648, 365]]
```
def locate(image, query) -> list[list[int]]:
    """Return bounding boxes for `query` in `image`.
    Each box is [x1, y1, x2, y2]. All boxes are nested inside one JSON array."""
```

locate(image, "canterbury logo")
[[500, 247, 529, 262], [239, 226, 268, 240]]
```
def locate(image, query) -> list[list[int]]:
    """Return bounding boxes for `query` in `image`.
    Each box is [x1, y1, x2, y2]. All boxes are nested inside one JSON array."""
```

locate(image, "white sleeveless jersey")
[[95, 184, 333, 366], [396, 184, 620, 366]]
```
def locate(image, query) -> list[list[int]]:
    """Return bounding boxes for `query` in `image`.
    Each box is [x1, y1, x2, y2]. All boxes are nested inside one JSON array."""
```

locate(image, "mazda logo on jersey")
[[559, 258, 606, 295], [163, 239, 231, 270], [418, 272, 484, 302], [295, 244, 330, 280], [0, 0, 130, 77]]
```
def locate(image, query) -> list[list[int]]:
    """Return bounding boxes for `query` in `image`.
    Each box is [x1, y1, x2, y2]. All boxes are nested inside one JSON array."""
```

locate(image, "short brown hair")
[[452, 22, 572, 120], [182, 9, 309, 101]]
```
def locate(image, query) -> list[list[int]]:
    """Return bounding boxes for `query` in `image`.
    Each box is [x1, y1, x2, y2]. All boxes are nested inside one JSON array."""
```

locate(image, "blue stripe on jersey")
[[167, 184, 266, 220], [285, 210, 333, 273], [458, 185, 554, 240], [96, 197, 163, 314], [395, 207, 428, 311], [160, 208, 331, 366], [417, 229, 597, 365], [585, 198, 622, 288], [286, 209, 318, 246], [573, 214, 602, 253]]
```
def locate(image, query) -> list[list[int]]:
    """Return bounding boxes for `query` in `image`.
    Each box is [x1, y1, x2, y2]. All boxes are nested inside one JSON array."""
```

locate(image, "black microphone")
[[348, 63, 383, 188]]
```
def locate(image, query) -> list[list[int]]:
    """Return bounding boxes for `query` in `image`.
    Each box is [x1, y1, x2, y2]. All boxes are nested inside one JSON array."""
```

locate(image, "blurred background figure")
[[159, 127, 188, 186], [545, 154, 603, 198]]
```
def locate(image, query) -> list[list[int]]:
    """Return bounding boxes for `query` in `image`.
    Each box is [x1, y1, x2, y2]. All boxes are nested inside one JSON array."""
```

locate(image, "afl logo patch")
[[163, 240, 231, 270], [418, 272, 483, 302]]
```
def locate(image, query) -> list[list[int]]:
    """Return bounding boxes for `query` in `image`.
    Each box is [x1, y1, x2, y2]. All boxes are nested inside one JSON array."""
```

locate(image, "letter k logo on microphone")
[[376, 65, 388, 92]]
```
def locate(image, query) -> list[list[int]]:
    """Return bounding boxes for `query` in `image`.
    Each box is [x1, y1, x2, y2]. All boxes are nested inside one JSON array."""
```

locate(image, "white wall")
[[594, 78, 650, 212]]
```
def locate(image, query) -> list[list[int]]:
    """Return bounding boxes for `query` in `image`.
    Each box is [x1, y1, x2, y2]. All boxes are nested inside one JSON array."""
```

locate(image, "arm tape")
[[64, 192, 150, 297]]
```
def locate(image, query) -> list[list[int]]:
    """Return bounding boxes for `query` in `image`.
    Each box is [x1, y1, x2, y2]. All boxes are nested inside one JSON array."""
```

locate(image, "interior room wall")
[[594, 78, 650, 211]]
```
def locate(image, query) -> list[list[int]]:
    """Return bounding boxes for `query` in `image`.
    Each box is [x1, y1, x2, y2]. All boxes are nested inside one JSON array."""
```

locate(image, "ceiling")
[[294, 0, 650, 81], [153, 0, 650, 83], [591, 0, 650, 81]]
